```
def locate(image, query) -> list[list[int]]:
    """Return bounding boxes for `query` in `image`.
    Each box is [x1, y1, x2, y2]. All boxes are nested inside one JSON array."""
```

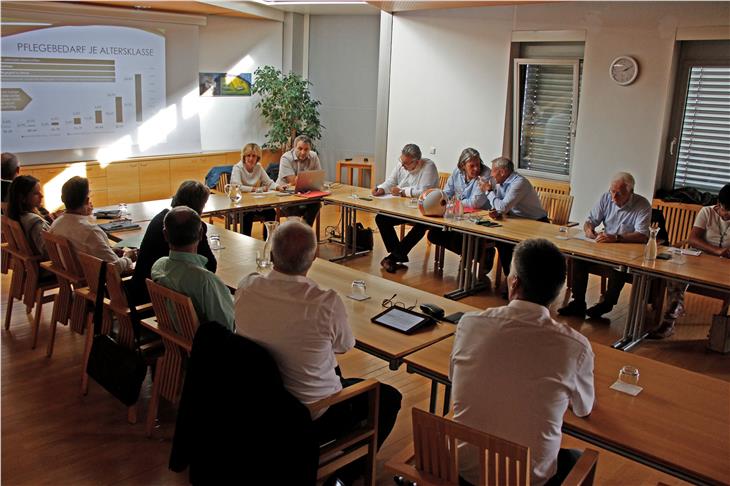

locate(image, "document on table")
[[572, 233, 597, 243], [375, 194, 399, 199]]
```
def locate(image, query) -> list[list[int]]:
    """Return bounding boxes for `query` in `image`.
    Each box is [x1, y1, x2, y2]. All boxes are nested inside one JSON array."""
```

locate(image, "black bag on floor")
[[86, 264, 146, 406], [345, 222, 374, 252]]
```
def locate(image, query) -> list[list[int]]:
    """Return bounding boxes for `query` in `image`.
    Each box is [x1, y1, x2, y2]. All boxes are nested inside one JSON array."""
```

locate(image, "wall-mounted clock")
[[609, 56, 639, 86]]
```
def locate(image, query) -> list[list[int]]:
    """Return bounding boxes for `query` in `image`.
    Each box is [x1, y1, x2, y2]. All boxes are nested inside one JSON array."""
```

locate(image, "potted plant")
[[252, 65, 324, 151]]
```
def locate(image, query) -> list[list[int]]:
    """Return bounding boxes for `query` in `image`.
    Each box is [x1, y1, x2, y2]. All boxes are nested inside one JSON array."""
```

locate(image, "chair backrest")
[[76, 252, 106, 299], [42, 231, 84, 283], [3, 217, 44, 307], [529, 177, 570, 197], [652, 199, 703, 248], [146, 278, 199, 344], [105, 262, 137, 348], [412, 408, 530, 485], [216, 172, 229, 193], [1, 218, 27, 300], [539, 193, 574, 226], [438, 172, 450, 190]]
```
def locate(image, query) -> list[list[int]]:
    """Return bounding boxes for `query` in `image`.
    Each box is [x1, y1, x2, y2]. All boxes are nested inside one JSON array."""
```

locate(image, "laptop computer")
[[294, 170, 326, 193]]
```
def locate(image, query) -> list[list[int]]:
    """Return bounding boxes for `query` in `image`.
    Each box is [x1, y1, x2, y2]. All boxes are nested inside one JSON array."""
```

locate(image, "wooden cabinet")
[[139, 160, 171, 201], [106, 162, 140, 204], [20, 151, 238, 207]]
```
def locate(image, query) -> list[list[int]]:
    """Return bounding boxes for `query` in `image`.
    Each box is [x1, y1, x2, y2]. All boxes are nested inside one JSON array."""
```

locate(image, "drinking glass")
[[208, 234, 221, 250], [407, 197, 419, 208], [557, 226, 569, 240], [618, 365, 640, 386], [118, 203, 128, 218], [351, 280, 367, 299]]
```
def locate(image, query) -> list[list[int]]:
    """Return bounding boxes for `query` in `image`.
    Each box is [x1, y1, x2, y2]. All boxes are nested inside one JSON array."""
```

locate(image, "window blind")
[[517, 63, 577, 177], [673, 66, 730, 194]]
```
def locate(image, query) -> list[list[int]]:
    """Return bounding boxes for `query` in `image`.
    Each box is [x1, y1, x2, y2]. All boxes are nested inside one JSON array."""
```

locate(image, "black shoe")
[[501, 290, 509, 300], [586, 301, 614, 318], [380, 257, 397, 273], [558, 300, 587, 317]]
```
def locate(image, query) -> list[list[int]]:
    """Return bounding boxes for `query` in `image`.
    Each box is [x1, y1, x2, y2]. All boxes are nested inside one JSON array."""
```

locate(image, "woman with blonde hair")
[[230, 143, 278, 237]]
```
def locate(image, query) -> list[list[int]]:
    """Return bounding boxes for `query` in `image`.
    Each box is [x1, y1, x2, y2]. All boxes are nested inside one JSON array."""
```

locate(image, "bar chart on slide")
[[1, 25, 165, 153]]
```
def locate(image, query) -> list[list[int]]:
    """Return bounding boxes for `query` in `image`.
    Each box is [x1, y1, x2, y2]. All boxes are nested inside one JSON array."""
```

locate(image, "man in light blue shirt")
[[151, 206, 235, 331], [559, 172, 651, 319], [428, 148, 495, 279], [479, 157, 548, 296]]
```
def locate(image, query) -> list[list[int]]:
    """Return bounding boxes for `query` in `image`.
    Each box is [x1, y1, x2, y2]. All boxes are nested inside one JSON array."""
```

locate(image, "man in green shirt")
[[151, 206, 235, 331]]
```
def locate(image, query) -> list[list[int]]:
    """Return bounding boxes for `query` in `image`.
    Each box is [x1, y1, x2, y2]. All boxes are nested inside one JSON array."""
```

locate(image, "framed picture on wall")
[[199, 72, 252, 96]]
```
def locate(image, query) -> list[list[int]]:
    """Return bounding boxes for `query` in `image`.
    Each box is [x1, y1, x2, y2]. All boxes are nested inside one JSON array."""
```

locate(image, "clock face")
[[610, 56, 638, 86]]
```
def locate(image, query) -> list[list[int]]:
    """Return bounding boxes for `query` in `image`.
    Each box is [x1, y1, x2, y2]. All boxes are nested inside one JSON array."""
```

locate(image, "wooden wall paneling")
[[106, 162, 140, 204], [139, 160, 171, 201], [168, 157, 201, 191]]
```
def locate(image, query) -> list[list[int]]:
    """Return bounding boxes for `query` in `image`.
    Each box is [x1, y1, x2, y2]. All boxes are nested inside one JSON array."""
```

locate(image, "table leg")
[[445, 233, 489, 300], [613, 272, 650, 351], [429, 381, 438, 414], [442, 384, 451, 416]]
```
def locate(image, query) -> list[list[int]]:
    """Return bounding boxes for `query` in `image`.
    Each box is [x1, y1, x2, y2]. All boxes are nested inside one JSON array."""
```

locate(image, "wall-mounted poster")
[[199, 72, 252, 96]]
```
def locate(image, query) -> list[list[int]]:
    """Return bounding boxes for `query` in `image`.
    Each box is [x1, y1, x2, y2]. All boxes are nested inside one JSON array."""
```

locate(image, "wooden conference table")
[[324, 186, 730, 350], [112, 221, 476, 370], [403, 336, 730, 486]]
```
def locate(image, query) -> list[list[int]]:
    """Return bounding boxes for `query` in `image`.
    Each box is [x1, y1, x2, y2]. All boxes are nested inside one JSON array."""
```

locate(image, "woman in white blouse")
[[230, 143, 279, 237]]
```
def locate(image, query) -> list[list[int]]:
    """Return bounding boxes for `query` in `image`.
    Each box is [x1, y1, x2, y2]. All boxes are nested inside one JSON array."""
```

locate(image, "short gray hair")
[[271, 220, 317, 275], [611, 172, 635, 192], [511, 238, 566, 306], [293, 134, 312, 147], [457, 147, 485, 173], [491, 156, 514, 173], [401, 144, 422, 161]]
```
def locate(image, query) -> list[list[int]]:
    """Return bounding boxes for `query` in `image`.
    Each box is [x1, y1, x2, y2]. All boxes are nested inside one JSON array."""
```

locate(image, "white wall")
[[308, 15, 380, 180], [197, 15, 283, 152], [386, 2, 730, 219], [387, 6, 514, 179]]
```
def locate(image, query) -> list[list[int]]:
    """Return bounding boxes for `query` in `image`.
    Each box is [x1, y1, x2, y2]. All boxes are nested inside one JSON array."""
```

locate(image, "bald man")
[[235, 221, 401, 481]]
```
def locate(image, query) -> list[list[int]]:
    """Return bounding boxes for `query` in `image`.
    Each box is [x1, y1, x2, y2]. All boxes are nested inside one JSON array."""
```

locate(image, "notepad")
[[99, 221, 141, 232], [295, 190, 331, 199]]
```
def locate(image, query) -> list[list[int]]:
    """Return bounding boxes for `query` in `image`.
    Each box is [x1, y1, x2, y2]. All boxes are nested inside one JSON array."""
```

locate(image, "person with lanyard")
[[649, 183, 730, 338]]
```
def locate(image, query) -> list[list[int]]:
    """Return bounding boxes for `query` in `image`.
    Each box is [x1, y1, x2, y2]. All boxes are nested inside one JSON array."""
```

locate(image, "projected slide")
[[1, 25, 165, 153]]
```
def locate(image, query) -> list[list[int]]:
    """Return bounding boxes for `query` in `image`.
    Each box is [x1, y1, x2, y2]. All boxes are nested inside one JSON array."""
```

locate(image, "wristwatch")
[[400, 188, 406, 197]]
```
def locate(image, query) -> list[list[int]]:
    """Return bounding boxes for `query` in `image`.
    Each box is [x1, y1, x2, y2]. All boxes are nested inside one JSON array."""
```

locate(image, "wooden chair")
[[41, 232, 87, 357], [386, 408, 599, 486], [652, 199, 702, 249], [3, 219, 27, 331], [529, 177, 571, 197], [145, 278, 200, 437], [539, 193, 574, 226], [2, 218, 57, 349], [102, 262, 160, 424], [215, 171, 229, 193], [77, 252, 112, 396], [308, 379, 380, 485]]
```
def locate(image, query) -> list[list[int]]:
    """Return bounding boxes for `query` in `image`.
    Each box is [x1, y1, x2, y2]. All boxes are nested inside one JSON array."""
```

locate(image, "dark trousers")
[[570, 259, 627, 306], [375, 214, 427, 263], [427, 230, 495, 273], [280, 202, 321, 226], [495, 216, 550, 277], [240, 208, 278, 238], [312, 376, 402, 451], [459, 448, 582, 486]]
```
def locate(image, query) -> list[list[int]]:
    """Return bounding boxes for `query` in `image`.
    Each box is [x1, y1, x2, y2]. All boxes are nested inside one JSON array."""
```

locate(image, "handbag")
[[708, 301, 730, 354], [86, 264, 147, 406], [345, 222, 374, 252]]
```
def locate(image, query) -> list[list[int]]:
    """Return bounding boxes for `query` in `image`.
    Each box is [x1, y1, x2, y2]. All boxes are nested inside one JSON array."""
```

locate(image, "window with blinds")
[[672, 66, 730, 194], [513, 59, 580, 180]]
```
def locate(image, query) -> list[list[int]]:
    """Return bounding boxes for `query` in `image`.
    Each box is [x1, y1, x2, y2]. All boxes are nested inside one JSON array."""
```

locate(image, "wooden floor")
[[2, 204, 728, 485]]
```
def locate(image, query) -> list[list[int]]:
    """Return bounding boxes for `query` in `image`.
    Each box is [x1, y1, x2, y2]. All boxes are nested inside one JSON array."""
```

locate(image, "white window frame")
[[512, 58, 580, 182]]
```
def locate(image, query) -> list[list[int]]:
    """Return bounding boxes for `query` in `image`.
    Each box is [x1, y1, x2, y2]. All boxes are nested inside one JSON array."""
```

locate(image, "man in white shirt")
[[235, 221, 402, 461], [649, 183, 730, 338], [372, 143, 439, 273], [451, 238, 594, 486], [275, 134, 322, 226], [49, 176, 136, 274]]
